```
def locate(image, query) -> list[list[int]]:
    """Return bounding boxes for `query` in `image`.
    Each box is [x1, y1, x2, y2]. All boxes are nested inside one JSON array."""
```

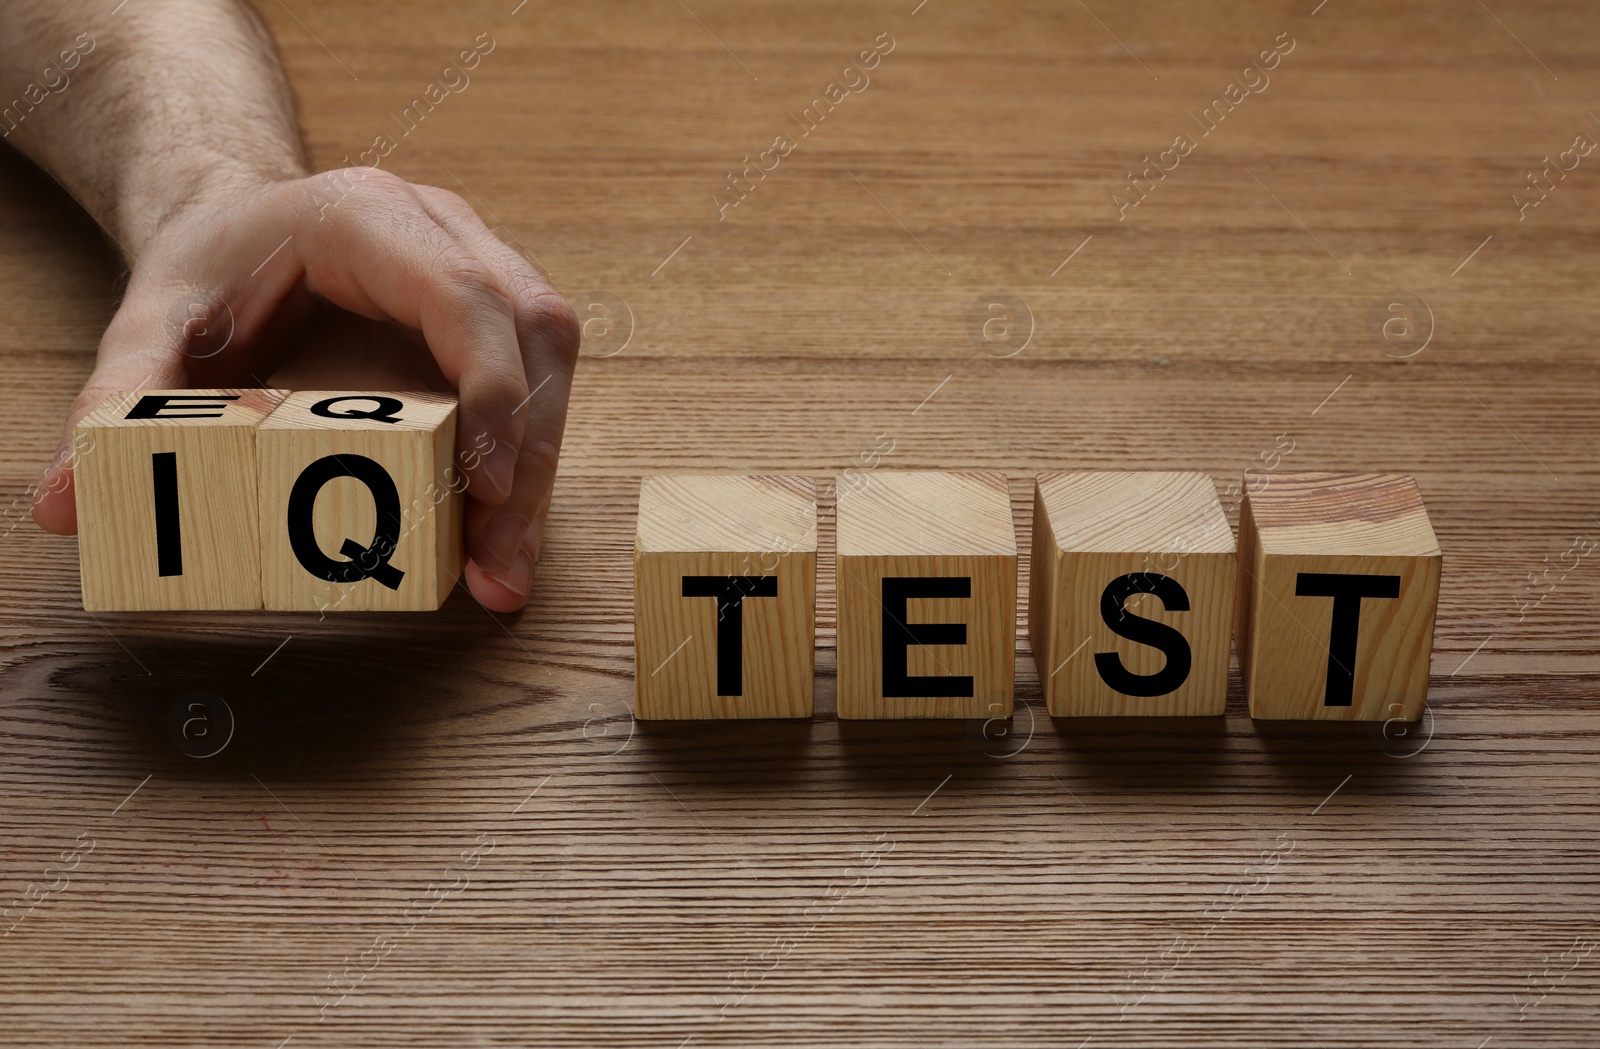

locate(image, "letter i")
[[151, 452, 182, 576]]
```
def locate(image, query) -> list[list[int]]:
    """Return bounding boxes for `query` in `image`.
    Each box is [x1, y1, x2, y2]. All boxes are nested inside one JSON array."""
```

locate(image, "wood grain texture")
[[1031, 470, 1236, 717], [1238, 472, 1441, 721], [258, 391, 461, 611], [634, 474, 816, 719], [74, 390, 286, 611], [836, 471, 1016, 718], [1, 1, 1599, 1046]]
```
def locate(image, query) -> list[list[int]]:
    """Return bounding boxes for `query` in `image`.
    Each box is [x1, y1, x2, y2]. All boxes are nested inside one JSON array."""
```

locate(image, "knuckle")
[[523, 292, 581, 360], [422, 185, 476, 220], [429, 251, 509, 310], [523, 438, 562, 485], [441, 251, 497, 291], [344, 166, 410, 201]]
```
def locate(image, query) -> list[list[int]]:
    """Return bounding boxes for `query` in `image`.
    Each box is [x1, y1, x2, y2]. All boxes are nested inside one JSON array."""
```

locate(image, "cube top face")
[[258, 391, 461, 612], [74, 389, 287, 611], [78, 389, 287, 431], [1247, 472, 1440, 558], [634, 475, 816, 720], [1030, 472, 1236, 717], [636, 474, 817, 555], [258, 390, 458, 434], [1239, 472, 1441, 723], [836, 471, 1015, 558], [1036, 470, 1234, 555]]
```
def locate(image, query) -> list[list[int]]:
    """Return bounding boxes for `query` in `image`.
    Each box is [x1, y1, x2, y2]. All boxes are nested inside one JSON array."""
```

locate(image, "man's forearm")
[[0, 0, 307, 261]]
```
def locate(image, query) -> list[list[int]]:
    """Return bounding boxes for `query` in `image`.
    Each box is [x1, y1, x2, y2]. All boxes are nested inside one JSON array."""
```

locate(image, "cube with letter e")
[[1237, 472, 1441, 721], [835, 471, 1017, 719], [74, 389, 287, 611]]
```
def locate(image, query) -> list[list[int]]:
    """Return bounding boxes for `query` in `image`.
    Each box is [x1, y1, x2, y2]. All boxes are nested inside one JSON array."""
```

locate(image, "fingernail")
[[478, 512, 530, 571], [479, 441, 517, 500], [484, 549, 533, 598]]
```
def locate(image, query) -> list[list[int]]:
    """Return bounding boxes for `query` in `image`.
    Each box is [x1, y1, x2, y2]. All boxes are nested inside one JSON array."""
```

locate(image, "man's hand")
[[34, 168, 579, 612], [2, 0, 576, 612]]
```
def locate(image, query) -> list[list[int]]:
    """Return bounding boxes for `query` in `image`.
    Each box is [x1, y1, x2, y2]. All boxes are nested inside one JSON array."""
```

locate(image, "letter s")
[[1093, 573, 1193, 697]]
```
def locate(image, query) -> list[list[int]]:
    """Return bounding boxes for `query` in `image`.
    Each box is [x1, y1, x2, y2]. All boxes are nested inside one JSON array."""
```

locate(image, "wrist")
[[115, 151, 307, 264]]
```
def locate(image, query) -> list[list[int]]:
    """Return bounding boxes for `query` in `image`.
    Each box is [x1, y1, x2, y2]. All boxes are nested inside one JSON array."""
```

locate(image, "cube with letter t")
[[633, 475, 817, 719], [836, 471, 1017, 719], [1030, 471, 1236, 716], [257, 391, 463, 612], [75, 389, 287, 611], [1237, 472, 1442, 721]]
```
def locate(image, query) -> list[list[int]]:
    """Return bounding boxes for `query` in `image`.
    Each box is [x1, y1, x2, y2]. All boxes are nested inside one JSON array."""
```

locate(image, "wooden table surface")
[[3, 1, 1598, 1045]]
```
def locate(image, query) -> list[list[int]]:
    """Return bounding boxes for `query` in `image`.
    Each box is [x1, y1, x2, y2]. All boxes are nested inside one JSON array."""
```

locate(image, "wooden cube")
[[1029, 471, 1237, 717], [258, 391, 463, 612], [633, 475, 817, 719], [836, 471, 1016, 719], [74, 390, 287, 611], [1237, 472, 1441, 721]]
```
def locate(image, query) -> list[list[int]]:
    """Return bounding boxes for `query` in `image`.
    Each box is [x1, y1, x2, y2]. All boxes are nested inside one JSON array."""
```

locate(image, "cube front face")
[[1029, 472, 1237, 717], [634, 549, 816, 719], [258, 392, 462, 612], [837, 553, 1016, 719], [1238, 472, 1442, 722], [1042, 550, 1236, 717], [633, 475, 819, 719], [74, 390, 286, 611], [1243, 550, 1440, 721]]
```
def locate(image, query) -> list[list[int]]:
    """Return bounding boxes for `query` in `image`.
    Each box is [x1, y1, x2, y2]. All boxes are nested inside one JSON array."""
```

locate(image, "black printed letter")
[[1094, 572, 1191, 697], [881, 577, 973, 698], [1294, 572, 1402, 706], [681, 576, 779, 696], [287, 455, 405, 590], [151, 451, 182, 577]]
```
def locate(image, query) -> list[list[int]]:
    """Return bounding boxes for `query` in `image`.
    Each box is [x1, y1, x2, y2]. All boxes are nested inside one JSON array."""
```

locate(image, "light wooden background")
[[3, 1, 1598, 1046]]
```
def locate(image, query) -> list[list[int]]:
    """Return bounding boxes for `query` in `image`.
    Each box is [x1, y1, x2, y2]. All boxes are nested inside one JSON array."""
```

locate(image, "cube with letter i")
[[1236, 472, 1442, 721], [74, 389, 287, 611], [257, 391, 463, 612], [1030, 471, 1237, 717], [835, 471, 1017, 719], [633, 475, 817, 719]]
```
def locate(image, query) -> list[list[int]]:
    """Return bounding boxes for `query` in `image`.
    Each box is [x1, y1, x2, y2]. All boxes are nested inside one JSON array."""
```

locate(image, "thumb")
[[33, 292, 192, 535]]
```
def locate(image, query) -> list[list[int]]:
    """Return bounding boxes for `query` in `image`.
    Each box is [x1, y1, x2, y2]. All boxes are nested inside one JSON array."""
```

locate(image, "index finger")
[[412, 185, 580, 609], [287, 168, 531, 505]]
